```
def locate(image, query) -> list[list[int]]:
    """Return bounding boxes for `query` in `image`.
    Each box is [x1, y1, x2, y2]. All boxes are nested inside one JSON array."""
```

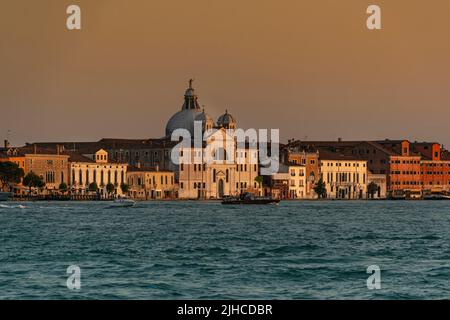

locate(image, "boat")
[[423, 192, 450, 200], [0, 192, 13, 202], [221, 192, 280, 205], [111, 198, 136, 207]]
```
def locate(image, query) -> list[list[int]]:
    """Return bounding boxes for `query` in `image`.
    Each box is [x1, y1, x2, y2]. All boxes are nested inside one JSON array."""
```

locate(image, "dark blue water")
[[0, 201, 449, 299]]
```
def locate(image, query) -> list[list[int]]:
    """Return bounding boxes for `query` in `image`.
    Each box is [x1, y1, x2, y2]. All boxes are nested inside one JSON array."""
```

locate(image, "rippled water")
[[0, 200, 449, 299]]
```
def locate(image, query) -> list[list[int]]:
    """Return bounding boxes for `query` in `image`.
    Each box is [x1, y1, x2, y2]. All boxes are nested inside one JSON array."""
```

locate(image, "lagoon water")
[[0, 201, 449, 299]]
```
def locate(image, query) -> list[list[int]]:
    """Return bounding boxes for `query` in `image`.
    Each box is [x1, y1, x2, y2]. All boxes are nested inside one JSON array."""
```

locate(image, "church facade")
[[168, 80, 262, 199]]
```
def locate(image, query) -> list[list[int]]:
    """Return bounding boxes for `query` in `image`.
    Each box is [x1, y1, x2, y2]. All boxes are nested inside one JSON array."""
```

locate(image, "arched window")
[[114, 171, 118, 185], [107, 170, 111, 184], [226, 169, 229, 183], [213, 169, 216, 183], [72, 169, 76, 184], [100, 170, 104, 185], [79, 170, 83, 185], [86, 170, 90, 185], [93, 170, 97, 183]]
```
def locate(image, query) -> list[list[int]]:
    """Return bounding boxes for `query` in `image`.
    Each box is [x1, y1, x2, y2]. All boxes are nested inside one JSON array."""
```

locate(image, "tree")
[[59, 182, 68, 193], [88, 182, 99, 193], [313, 177, 327, 199], [254, 176, 264, 187], [0, 161, 24, 191], [106, 183, 115, 195], [367, 182, 379, 199], [23, 172, 45, 193], [120, 183, 129, 194]]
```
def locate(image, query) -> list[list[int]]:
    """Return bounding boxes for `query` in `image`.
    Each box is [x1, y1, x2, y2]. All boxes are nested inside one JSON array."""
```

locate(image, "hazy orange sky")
[[1, 0, 450, 146]]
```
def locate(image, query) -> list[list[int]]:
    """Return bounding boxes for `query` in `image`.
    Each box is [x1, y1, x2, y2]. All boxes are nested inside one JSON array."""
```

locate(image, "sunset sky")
[[1, 0, 450, 146]]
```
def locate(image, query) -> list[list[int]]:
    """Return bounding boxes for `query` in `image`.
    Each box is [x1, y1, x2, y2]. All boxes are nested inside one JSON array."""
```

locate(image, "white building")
[[68, 149, 128, 196], [177, 128, 260, 199], [166, 80, 261, 199], [319, 151, 368, 199]]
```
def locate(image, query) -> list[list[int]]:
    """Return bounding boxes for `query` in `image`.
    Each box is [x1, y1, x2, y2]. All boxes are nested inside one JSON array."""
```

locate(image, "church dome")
[[166, 109, 203, 137], [165, 80, 203, 137], [217, 109, 236, 129]]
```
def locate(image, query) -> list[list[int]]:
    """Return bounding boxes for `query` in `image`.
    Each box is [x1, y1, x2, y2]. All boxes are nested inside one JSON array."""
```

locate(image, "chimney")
[[156, 165, 159, 172], [4, 140, 10, 148], [338, 137, 342, 142], [56, 144, 60, 155], [33, 144, 37, 154]]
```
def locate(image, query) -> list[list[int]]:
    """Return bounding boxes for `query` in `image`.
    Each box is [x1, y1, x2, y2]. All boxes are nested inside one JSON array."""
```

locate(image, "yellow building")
[[127, 166, 176, 199], [20, 145, 70, 191], [68, 149, 128, 196], [0, 142, 26, 170], [319, 151, 368, 199], [288, 164, 307, 199], [268, 163, 307, 199]]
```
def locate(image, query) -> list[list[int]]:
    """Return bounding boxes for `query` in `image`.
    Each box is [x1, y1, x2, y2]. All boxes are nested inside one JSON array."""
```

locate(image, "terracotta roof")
[[30, 137, 177, 153], [363, 141, 397, 156], [127, 166, 173, 173], [318, 149, 366, 161], [285, 140, 396, 157], [66, 152, 95, 163], [17, 146, 69, 157]]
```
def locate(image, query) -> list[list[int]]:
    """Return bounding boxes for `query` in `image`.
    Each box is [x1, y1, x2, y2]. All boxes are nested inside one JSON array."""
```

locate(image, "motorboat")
[[221, 192, 280, 205], [423, 192, 450, 200], [111, 198, 136, 207]]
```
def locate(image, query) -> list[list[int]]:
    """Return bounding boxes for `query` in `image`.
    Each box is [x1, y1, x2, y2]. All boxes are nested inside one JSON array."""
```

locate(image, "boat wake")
[[0, 204, 27, 209]]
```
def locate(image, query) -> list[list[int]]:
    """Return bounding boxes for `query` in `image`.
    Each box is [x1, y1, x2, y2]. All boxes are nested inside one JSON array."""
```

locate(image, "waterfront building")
[[282, 144, 320, 198], [374, 140, 421, 198], [20, 145, 70, 192], [0, 140, 26, 171], [267, 171, 289, 200], [285, 139, 434, 198], [319, 150, 368, 199], [411, 142, 450, 195], [265, 163, 306, 199], [288, 164, 307, 199], [68, 149, 128, 196], [367, 173, 387, 199], [127, 166, 176, 199]]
